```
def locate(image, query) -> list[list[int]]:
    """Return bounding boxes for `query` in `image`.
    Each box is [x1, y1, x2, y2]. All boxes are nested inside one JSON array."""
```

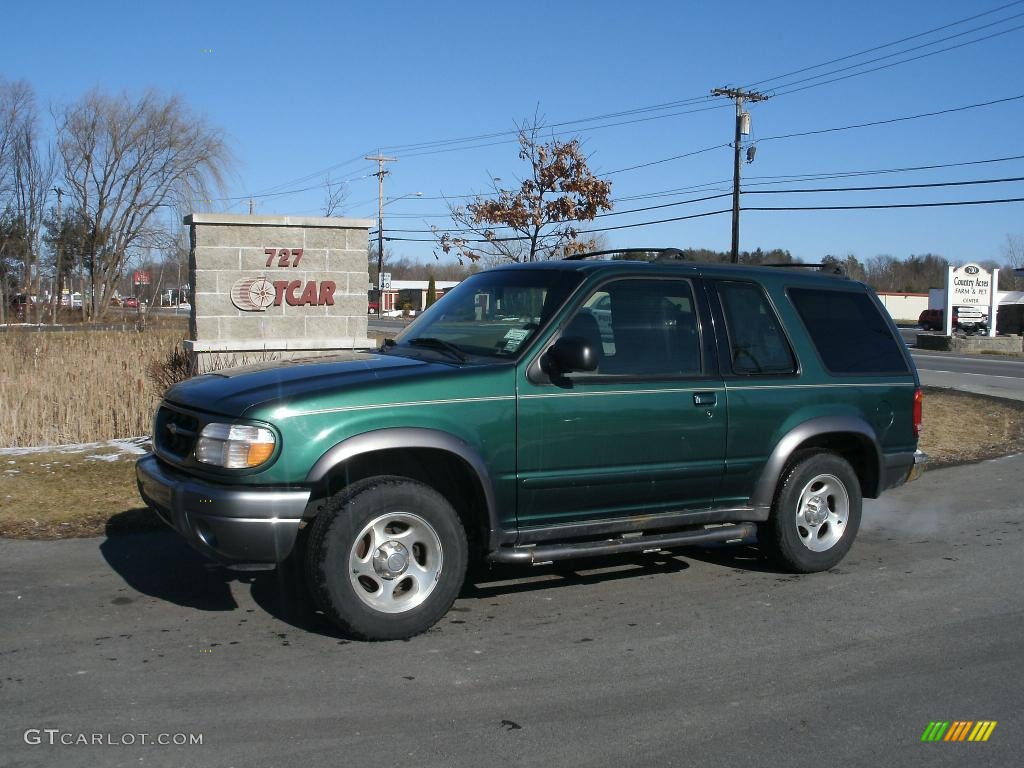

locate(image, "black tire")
[[758, 452, 862, 573], [306, 476, 468, 641]]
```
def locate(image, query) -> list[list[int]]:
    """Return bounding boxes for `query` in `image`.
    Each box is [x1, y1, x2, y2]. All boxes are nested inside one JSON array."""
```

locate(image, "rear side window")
[[789, 288, 909, 374], [716, 281, 796, 375]]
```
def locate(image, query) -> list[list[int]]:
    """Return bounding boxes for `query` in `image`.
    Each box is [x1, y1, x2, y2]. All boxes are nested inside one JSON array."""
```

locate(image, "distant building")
[[875, 291, 929, 323], [377, 280, 460, 314]]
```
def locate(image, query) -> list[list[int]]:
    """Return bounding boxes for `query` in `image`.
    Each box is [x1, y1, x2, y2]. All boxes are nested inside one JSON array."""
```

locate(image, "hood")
[[165, 351, 457, 417]]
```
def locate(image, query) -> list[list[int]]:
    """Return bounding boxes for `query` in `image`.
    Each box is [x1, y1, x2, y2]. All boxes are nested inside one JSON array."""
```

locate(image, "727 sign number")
[[265, 248, 304, 268]]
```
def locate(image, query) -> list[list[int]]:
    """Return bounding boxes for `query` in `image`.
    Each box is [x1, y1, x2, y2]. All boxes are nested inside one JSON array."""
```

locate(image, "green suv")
[[137, 251, 925, 640]]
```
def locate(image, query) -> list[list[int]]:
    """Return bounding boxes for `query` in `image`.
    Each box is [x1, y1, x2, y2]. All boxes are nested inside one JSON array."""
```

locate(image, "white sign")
[[380, 272, 392, 290], [950, 263, 992, 306]]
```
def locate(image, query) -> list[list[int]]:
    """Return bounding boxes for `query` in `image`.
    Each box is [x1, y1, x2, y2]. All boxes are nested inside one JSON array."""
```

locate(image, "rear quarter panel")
[[713, 275, 918, 506]]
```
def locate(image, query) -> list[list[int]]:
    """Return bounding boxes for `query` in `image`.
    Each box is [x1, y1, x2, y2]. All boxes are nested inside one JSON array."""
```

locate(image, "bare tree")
[[56, 89, 232, 318], [1002, 234, 1024, 290], [0, 79, 54, 322], [321, 174, 348, 217], [1003, 234, 1024, 269], [435, 122, 612, 264]]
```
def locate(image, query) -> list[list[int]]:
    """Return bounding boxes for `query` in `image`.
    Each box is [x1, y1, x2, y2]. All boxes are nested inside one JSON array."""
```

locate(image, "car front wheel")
[[306, 476, 468, 641], [759, 452, 862, 572]]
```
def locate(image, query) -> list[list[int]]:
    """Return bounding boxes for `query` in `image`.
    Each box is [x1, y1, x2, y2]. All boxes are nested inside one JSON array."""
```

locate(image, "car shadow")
[[99, 529, 242, 613], [462, 552, 692, 598], [674, 542, 792, 574], [99, 527, 781, 639], [98, 526, 335, 635]]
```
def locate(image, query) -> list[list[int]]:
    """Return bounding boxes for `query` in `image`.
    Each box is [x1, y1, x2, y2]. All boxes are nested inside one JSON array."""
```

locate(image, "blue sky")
[[3, 0, 1023, 265]]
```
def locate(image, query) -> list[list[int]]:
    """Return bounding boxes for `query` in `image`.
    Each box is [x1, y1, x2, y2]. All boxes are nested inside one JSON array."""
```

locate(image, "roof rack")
[[563, 248, 688, 262], [563, 250, 847, 277], [763, 262, 847, 277]]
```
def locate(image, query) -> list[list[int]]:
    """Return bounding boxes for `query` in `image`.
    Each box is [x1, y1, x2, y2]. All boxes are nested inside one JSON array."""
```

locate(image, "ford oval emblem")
[[964, 265, 979, 275]]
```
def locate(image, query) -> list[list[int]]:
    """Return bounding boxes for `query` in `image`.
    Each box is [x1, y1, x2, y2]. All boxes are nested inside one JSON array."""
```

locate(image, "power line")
[[743, 153, 1024, 185], [245, 153, 370, 197], [390, 17, 1024, 164], [379, 192, 735, 234], [744, 175, 1024, 194], [381, 196, 1024, 243], [366, 155, 1024, 222], [589, 95, 1024, 182], [218, 3, 1024, 205], [579, 208, 733, 235], [744, 197, 1024, 211], [758, 94, 1024, 143], [381, 98, 719, 154], [746, 0, 1024, 88], [604, 143, 731, 175], [768, 22, 1024, 99], [357, 102, 1024, 224], [210, 167, 374, 203], [380, 209, 735, 242], [381, 2, 1024, 158], [372, 175, 1024, 236], [394, 104, 730, 160]]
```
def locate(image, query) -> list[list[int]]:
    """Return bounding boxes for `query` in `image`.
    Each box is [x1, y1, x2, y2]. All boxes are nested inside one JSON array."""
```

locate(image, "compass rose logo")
[[230, 277, 276, 312]]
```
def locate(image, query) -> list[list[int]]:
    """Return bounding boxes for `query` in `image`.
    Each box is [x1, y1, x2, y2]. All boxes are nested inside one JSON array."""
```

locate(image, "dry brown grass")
[[0, 448, 161, 539], [919, 387, 1024, 467], [0, 329, 183, 447]]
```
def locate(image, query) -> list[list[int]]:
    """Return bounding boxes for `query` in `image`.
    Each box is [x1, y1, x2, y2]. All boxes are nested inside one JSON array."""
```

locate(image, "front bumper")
[[136, 454, 311, 565]]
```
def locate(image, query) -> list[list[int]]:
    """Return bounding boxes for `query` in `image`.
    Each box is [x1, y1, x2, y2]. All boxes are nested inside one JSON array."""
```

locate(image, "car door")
[[515, 276, 726, 527]]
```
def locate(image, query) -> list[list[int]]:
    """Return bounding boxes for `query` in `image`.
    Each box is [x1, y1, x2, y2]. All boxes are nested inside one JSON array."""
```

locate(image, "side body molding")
[[749, 415, 882, 513], [305, 428, 502, 545]]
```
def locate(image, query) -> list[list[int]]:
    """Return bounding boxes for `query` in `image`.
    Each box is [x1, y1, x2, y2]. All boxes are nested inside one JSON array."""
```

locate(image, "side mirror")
[[544, 336, 598, 375]]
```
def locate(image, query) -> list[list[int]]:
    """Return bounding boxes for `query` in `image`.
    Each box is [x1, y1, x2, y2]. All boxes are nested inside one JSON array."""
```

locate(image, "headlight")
[[195, 423, 276, 468]]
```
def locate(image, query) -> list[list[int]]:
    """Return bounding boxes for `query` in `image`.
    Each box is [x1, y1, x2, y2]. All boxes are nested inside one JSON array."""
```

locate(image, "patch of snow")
[[0, 436, 151, 458], [86, 453, 123, 463]]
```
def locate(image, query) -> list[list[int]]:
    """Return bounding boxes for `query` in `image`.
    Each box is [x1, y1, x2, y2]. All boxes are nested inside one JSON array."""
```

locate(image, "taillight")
[[912, 388, 923, 438]]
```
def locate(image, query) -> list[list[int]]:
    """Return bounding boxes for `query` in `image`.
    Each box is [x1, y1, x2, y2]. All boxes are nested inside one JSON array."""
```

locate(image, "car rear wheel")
[[759, 452, 862, 572], [306, 476, 467, 641]]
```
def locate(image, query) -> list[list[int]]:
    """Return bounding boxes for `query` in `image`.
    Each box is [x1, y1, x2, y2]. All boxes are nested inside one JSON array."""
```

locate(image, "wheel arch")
[[751, 416, 882, 513], [305, 428, 502, 556]]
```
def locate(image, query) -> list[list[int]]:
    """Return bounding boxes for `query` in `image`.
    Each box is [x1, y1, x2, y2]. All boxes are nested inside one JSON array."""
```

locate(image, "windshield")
[[391, 268, 583, 359]]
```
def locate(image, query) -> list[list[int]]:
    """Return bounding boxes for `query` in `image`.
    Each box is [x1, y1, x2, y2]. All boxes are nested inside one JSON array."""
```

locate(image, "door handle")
[[693, 392, 717, 407]]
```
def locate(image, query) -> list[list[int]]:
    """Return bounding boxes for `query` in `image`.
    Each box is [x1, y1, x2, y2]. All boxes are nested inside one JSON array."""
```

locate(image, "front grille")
[[155, 406, 200, 459]]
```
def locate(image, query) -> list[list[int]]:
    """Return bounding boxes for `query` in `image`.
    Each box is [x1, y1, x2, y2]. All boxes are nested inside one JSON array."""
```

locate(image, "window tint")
[[395, 269, 581, 358], [790, 287, 909, 374], [566, 279, 702, 376], [716, 281, 796, 375]]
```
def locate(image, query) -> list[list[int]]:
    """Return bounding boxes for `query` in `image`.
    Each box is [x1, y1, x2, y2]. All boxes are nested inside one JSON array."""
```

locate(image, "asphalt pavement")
[[2, 454, 1021, 767], [910, 349, 1024, 401]]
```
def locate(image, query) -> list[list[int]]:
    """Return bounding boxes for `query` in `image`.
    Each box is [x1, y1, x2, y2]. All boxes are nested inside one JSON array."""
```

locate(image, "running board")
[[487, 523, 757, 565]]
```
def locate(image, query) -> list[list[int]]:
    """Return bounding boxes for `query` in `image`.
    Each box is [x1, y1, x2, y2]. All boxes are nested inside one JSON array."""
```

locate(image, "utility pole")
[[248, 198, 255, 215], [52, 187, 63, 324], [365, 153, 397, 290], [711, 87, 769, 263]]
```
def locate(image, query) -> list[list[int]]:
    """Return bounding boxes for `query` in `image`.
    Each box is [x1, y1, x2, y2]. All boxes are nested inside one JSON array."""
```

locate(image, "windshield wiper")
[[406, 337, 467, 363]]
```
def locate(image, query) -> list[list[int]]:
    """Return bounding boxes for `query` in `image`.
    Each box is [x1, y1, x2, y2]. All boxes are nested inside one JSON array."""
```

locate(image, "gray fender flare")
[[305, 427, 501, 543], [750, 416, 881, 513]]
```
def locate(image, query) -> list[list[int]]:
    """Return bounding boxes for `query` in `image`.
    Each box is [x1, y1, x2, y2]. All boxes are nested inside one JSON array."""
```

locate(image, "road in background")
[[368, 317, 411, 335], [2, 455, 1021, 767], [910, 349, 1024, 401]]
